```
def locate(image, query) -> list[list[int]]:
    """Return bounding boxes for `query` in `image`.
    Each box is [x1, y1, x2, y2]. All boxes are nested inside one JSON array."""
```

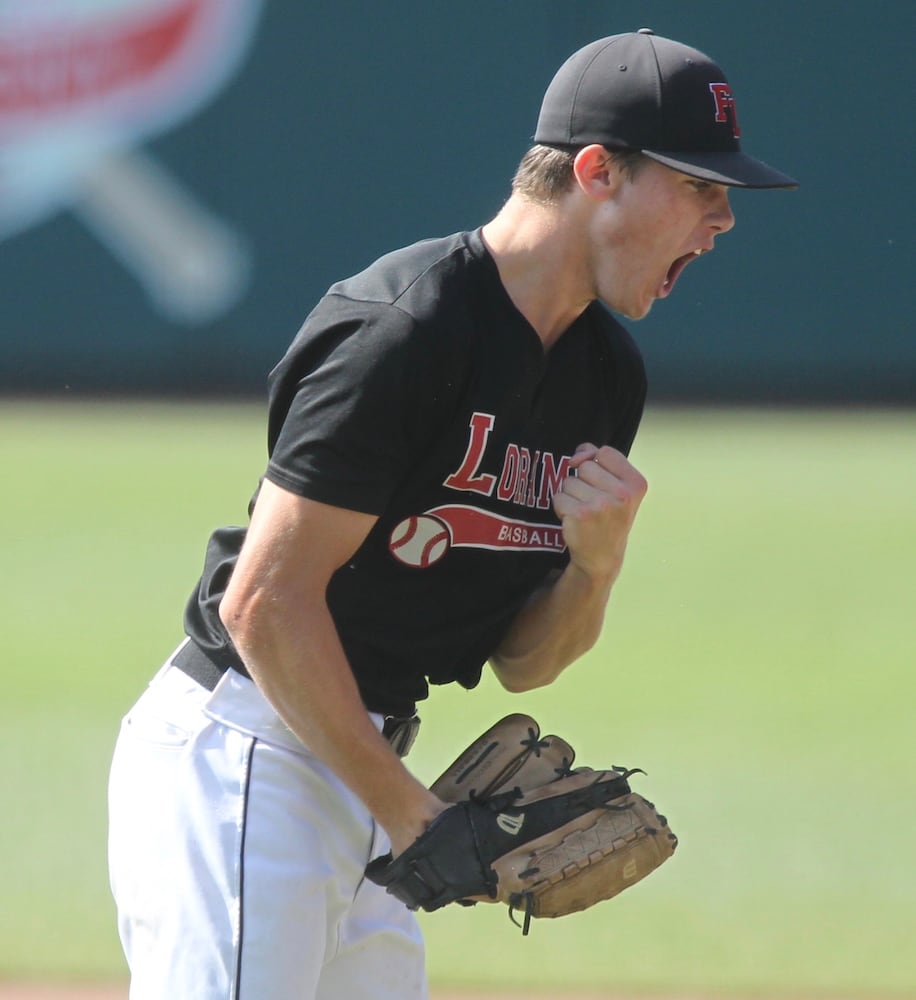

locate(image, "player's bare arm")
[[489, 443, 646, 692], [219, 478, 445, 856]]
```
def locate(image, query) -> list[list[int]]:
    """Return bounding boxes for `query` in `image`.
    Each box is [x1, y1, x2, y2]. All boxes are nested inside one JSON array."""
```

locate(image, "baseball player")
[[108, 28, 796, 999]]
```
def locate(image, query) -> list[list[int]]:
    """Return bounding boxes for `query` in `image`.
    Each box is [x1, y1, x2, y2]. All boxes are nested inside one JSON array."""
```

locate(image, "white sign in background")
[[0, 0, 264, 324]]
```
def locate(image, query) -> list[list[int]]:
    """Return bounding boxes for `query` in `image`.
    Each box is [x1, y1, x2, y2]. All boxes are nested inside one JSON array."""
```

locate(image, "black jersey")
[[184, 229, 646, 716]]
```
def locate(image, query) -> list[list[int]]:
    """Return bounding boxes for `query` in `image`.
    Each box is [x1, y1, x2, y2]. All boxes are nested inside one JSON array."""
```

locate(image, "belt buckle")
[[383, 715, 421, 757]]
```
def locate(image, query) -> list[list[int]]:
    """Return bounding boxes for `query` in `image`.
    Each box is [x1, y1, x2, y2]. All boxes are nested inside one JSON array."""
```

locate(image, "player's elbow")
[[218, 577, 271, 653], [218, 592, 247, 653], [217, 589, 242, 638], [490, 655, 561, 694], [500, 675, 554, 695]]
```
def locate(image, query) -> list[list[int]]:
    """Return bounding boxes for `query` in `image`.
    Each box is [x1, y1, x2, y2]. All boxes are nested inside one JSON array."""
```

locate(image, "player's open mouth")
[[658, 249, 704, 298]]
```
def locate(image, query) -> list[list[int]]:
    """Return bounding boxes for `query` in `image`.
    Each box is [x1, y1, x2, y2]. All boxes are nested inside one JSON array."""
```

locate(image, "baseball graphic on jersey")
[[389, 514, 451, 568]]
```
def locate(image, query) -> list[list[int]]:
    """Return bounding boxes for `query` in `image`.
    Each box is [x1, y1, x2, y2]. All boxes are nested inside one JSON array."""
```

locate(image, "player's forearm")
[[491, 443, 646, 691], [489, 561, 616, 692], [219, 588, 442, 853]]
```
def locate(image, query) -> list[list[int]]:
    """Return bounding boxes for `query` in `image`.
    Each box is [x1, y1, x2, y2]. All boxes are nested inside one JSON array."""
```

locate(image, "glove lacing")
[[508, 891, 536, 936]]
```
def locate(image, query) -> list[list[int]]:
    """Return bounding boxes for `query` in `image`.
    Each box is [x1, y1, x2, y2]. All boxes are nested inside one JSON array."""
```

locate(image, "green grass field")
[[1, 401, 914, 996]]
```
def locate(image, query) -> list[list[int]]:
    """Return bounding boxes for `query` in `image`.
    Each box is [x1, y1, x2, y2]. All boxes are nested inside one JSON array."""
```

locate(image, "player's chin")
[[600, 284, 657, 321], [615, 297, 656, 321]]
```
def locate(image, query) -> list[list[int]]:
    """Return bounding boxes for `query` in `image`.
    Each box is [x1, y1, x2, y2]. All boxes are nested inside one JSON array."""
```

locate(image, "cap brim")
[[643, 149, 799, 189]]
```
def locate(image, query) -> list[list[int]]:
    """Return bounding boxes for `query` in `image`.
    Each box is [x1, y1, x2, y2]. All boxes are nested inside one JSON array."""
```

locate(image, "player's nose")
[[710, 188, 736, 234]]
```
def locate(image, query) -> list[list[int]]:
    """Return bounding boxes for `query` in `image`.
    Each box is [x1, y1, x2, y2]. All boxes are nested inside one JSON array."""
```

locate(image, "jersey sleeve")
[[264, 295, 440, 515]]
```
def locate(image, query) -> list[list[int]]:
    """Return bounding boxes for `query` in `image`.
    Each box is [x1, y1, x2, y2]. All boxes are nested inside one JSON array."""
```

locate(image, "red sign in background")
[[0, 0, 263, 324]]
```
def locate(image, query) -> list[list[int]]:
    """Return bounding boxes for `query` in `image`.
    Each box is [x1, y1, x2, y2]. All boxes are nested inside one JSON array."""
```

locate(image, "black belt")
[[172, 640, 225, 692], [171, 640, 420, 758]]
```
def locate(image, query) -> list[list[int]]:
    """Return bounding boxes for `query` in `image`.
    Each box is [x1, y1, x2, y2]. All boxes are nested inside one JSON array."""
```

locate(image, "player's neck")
[[481, 196, 594, 350]]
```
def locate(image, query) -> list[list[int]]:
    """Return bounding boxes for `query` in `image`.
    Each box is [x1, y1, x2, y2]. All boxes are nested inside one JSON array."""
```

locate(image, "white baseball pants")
[[108, 647, 427, 1000]]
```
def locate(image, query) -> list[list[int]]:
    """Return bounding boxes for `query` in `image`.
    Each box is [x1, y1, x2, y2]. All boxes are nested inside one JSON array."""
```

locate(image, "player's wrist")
[[561, 555, 621, 597], [371, 781, 447, 858]]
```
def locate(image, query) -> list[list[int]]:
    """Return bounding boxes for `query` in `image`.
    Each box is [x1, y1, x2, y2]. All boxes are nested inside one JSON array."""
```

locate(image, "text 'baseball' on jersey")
[[388, 412, 571, 568]]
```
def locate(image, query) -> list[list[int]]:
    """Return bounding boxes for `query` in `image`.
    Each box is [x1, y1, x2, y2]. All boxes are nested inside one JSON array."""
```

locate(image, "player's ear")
[[572, 145, 624, 201]]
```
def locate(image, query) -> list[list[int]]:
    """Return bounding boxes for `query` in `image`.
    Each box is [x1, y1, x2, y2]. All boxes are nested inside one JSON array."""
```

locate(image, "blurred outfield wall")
[[1, 0, 913, 404]]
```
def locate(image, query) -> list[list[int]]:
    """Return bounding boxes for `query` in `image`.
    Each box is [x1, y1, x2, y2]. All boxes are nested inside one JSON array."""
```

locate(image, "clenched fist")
[[553, 443, 647, 582]]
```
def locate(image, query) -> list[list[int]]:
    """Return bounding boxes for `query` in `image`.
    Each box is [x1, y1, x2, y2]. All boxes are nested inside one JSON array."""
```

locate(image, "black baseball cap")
[[535, 29, 798, 189]]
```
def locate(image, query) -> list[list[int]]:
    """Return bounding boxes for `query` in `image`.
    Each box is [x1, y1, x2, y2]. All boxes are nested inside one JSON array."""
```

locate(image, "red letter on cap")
[[708, 83, 741, 138]]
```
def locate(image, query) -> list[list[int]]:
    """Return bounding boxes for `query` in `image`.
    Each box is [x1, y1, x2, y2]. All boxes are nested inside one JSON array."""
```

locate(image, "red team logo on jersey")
[[389, 515, 452, 568], [389, 411, 571, 568]]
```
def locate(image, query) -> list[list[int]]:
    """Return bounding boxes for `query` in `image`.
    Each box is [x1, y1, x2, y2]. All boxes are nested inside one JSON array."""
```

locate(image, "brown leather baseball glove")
[[366, 714, 677, 934]]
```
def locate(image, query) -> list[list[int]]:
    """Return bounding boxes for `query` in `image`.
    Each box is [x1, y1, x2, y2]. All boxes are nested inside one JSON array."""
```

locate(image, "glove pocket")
[[495, 792, 678, 925]]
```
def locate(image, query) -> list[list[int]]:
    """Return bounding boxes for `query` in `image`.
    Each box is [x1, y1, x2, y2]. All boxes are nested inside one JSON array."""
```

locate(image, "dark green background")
[[3, 1, 913, 403]]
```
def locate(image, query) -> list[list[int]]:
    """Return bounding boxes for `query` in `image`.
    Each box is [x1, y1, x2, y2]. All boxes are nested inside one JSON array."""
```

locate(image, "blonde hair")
[[511, 145, 647, 204]]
